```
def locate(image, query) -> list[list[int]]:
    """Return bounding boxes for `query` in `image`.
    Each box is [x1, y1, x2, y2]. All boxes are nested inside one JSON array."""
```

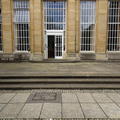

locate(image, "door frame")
[[45, 30, 64, 59]]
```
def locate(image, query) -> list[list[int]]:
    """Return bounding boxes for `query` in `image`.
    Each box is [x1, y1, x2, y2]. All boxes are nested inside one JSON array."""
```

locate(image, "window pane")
[[44, 1, 66, 30], [80, 1, 96, 51], [14, 0, 30, 51], [108, 0, 120, 51]]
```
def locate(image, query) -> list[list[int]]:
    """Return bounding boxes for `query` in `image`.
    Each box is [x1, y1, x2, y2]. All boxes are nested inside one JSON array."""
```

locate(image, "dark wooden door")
[[48, 35, 55, 58]]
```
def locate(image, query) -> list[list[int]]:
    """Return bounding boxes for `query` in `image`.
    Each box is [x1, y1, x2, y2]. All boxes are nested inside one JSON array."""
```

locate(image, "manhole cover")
[[27, 92, 62, 103]]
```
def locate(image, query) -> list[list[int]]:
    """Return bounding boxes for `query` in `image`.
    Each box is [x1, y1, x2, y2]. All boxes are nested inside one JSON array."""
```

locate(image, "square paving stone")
[[0, 103, 24, 118], [10, 93, 30, 103], [0, 93, 16, 103], [77, 93, 95, 103], [40, 103, 61, 118], [81, 103, 107, 118], [62, 103, 84, 118], [17, 103, 42, 118], [92, 93, 113, 103], [107, 93, 120, 103], [99, 103, 120, 118], [0, 104, 5, 111], [62, 93, 78, 103], [27, 92, 61, 103]]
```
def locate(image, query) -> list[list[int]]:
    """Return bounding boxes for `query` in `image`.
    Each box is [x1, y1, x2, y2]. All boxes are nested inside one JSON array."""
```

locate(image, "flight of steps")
[[0, 61, 120, 89], [0, 75, 120, 89]]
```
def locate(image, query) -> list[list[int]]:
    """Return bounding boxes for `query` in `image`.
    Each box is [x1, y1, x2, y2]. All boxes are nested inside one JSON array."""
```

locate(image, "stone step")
[[0, 78, 120, 83], [0, 82, 120, 89], [0, 78, 120, 89], [0, 74, 120, 78], [36, 59, 120, 63]]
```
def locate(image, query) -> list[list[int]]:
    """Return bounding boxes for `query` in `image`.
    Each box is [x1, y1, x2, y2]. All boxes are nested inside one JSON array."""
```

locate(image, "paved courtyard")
[[0, 89, 120, 119], [0, 62, 120, 77]]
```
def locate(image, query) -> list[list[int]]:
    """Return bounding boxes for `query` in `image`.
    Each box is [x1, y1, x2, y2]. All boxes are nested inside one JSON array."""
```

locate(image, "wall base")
[[14, 52, 30, 61], [80, 52, 96, 60], [0, 52, 30, 62], [65, 53, 80, 60], [0, 53, 14, 62], [107, 52, 120, 60], [96, 53, 108, 61], [1, 52, 120, 62], [30, 53, 43, 61]]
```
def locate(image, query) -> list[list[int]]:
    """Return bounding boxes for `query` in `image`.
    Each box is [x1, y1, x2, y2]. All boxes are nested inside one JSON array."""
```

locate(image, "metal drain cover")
[[27, 92, 62, 103]]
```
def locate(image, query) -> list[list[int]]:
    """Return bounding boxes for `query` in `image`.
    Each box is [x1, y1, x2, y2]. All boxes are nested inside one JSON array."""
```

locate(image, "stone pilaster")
[[30, 0, 43, 61], [2, 0, 13, 54], [96, 0, 108, 60], [30, 0, 34, 53], [75, 0, 80, 54], [66, 0, 79, 59]]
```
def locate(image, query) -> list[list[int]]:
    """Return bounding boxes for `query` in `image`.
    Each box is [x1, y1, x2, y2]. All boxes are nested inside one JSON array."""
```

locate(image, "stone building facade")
[[0, 0, 120, 61]]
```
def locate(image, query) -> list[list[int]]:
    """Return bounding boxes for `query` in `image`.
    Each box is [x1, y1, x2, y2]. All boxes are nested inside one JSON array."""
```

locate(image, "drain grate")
[[27, 92, 62, 103]]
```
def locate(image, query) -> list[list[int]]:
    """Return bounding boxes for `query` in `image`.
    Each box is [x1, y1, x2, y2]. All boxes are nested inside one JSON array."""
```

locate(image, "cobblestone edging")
[[0, 118, 113, 120], [0, 89, 119, 93]]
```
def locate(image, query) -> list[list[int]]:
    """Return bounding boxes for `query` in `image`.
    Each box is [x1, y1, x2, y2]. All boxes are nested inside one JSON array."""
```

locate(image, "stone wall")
[[0, 0, 120, 62]]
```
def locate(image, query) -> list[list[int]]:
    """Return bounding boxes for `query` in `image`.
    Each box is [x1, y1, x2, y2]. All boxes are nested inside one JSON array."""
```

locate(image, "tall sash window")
[[108, 0, 120, 51], [14, 0, 30, 51], [80, 1, 96, 51]]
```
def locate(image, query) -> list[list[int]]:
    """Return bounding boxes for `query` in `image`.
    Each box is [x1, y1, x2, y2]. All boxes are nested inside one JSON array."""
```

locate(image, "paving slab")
[[81, 103, 107, 118], [0, 104, 5, 111], [62, 103, 84, 118], [106, 93, 120, 103], [0, 103, 24, 118], [92, 93, 113, 103], [40, 103, 61, 118], [99, 103, 120, 118], [0, 62, 120, 77], [77, 93, 95, 103], [0, 90, 119, 118], [62, 93, 78, 103], [9, 93, 30, 103], [17, 103, 42, 118], [0, 93, 16, 103]]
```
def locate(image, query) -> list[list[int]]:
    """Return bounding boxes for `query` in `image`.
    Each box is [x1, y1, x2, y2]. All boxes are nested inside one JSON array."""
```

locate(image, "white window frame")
[[46, 31, 64, 59], [43, 0, 66, 31], [80, 0, 96, 52], [107, 0, 120, 52], [13, 0, 30, 52], [43, 0, 66, 59]]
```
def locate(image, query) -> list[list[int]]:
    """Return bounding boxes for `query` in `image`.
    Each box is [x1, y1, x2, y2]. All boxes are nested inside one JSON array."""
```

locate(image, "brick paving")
[[0, 89, 120, 118]]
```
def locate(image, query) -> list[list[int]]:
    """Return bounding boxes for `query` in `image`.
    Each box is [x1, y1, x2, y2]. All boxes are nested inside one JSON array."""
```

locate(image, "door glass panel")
[[55, 35, 62, 57]]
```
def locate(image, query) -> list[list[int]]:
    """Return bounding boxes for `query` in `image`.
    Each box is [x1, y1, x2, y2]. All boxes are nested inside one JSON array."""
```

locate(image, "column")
[[67, 0, 78, 59], [75, 0, 80, 54], [96, 0, 108, 60], [30, 0, 43, 61], [2, 0, 13, 54]]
